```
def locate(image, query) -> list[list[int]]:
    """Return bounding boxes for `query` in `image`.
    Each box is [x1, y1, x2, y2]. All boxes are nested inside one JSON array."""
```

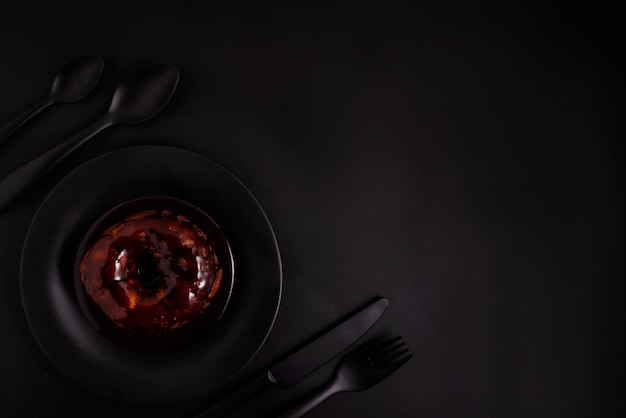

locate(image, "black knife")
[[191, 297, 389, 418]]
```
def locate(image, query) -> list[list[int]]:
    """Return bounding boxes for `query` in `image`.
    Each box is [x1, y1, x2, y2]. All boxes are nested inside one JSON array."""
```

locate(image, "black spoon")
[[0, 63, 179, 210], [0, 54, 104, 147]]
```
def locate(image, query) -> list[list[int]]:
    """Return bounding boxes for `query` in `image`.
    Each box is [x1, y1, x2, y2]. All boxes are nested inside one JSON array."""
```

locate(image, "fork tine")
[[363, 336, 402, 356], [373, 346, 410, 369], [375, 353, 412, 378], [371, 339, 406, 364]]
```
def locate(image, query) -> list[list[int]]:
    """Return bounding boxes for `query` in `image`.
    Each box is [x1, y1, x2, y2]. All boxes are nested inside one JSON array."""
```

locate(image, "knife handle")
[[190, 371, 275, 418]]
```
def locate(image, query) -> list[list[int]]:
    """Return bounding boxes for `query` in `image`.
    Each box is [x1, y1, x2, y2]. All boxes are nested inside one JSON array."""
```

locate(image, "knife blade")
[[191, 297, 389, 418]]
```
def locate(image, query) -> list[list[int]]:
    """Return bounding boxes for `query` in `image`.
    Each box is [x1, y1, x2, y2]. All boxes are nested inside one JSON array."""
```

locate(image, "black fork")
[[277, 336, 412, 417]]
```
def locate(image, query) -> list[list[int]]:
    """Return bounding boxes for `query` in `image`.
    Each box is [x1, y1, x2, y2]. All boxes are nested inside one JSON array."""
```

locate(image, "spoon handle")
[[0, 116, 111, 210], [0, 98, 51, 148]]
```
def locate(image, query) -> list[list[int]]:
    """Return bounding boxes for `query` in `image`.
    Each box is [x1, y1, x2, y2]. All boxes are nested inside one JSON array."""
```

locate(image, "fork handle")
[[276, 383, 342, 418]]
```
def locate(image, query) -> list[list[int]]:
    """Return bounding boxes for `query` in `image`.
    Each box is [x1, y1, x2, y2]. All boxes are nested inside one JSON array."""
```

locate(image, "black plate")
[[20, 145, 282, 405]]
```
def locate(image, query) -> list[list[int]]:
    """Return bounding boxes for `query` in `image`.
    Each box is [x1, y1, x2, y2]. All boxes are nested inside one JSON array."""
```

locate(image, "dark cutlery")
[[191, 297, 389, 418], [0, 62, 179, 211], [0, 54, 104, 147], [277, 336, 412, 418]]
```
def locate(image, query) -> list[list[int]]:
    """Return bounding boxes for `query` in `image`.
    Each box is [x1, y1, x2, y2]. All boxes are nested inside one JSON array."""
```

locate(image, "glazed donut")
[[79, 209, 226, 338]]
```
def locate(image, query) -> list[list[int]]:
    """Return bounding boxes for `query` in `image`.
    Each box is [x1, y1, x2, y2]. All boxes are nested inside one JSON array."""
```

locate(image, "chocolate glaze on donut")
[[75, 198, 233, 352]]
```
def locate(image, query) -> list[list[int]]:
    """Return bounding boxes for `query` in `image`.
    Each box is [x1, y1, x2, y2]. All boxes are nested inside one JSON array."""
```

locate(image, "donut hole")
[[135, 252, 161, 289]]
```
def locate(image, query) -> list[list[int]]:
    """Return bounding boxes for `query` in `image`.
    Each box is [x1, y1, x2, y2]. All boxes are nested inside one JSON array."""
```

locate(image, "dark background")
[[0, 1, 624, 417]]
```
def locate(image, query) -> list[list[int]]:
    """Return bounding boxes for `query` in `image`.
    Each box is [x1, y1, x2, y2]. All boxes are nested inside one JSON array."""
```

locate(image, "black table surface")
[[1, 2, 624, 417]]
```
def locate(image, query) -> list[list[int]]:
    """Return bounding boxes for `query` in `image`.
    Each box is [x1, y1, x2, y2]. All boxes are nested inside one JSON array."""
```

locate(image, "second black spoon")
[[0, 63, 179, 211]]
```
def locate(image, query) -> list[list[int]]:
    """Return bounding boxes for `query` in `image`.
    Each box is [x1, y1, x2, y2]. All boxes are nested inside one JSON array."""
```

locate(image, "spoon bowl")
[[49, 54, 105, 103], [107, 63, 179, 124]]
